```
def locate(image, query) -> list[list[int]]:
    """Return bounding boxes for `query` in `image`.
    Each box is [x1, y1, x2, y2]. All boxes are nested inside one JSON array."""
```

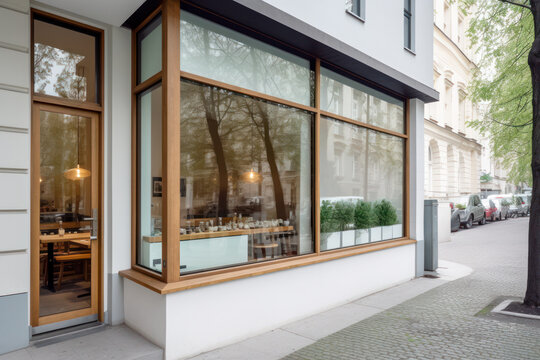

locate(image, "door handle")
[[84, 209, 98, 240]]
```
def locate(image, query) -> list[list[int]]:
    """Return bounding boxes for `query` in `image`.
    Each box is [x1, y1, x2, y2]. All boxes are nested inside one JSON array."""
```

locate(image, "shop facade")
[[0, 0, 437, 358]]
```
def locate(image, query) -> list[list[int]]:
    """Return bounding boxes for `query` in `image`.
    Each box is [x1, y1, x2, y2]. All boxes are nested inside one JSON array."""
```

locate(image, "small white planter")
[[370, 227, 382, 242], [321, 232, 341, 250], [381, 226, 393, 240], [355, 229, 370, 244], [341, 230, 356, 247], [392, 224, 403, 238]]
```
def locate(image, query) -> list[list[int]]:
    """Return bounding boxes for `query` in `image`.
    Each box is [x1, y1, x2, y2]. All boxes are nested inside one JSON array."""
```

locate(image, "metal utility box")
[[424, 199, 438, 271]]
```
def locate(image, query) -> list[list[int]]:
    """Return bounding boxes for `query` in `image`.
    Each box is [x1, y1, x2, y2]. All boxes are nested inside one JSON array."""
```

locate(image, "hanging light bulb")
[[241, 167, 261, 183], [64, 117, 91, 181]]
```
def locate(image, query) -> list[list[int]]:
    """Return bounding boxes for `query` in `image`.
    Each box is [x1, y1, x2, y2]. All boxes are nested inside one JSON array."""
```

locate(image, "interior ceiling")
[[36, 0, 146, 27]]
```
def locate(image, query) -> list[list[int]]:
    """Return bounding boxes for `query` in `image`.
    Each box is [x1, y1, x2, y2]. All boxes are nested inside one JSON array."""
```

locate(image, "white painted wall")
[[124, 245, 416, 359], [409, 99, 425, 277], [0, 0, 30, 299], [107, 25, 132, 325], [262, 0, 433, 88]]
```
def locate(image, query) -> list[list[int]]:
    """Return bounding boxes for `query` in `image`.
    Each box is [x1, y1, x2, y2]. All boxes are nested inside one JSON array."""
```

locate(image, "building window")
[[132, 6, 410, 281], [444, 1, 451, 37], [321, 119, 404, 250], [321, 67, 404, 134], [137, 14, 162, 84], [444, 82, 453, 127], [346, 0, 365, 20], [33, 16, 100, 103], [404, 0, 414, 50], [179, 80, 313, 274], [180, 11, 313, 106]]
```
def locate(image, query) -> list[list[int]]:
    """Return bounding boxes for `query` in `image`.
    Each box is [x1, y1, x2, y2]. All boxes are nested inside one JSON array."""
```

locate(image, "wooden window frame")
[[30, 9, 105, 324], [125, 0, 413, 293]]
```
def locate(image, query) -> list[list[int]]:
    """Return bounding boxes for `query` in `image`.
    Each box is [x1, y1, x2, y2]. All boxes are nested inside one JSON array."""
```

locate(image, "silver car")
[[490, 198, 510, 220], [450, 195, 486, 229]]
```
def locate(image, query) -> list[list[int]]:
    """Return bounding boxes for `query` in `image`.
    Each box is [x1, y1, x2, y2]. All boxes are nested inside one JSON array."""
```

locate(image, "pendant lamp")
[[241, 120, 261, 183], [64, 117, 91, 181]]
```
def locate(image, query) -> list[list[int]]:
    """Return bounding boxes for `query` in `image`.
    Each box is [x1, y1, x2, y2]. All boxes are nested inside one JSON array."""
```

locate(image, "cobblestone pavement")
[[285, 217, 540, 360]]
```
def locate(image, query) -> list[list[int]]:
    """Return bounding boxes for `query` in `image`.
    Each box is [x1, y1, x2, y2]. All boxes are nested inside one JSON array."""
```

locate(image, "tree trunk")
[[524, 0, 540, 307], [202, 88, 229, 218], [259, 108, 287, 220]]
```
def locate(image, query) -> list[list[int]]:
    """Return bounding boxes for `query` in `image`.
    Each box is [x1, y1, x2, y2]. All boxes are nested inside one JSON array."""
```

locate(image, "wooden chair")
[[54, 253, 91, 290], [253, 233, 280, 260]]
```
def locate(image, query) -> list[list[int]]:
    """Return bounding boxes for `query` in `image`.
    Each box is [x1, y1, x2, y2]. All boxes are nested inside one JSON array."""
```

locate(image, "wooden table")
[[40, 233, 91, 292]]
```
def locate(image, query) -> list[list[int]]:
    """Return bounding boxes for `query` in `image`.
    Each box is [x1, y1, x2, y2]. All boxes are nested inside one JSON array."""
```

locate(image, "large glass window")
[[320, 117, 404, 251], [137, 15, 162, 84], [180, 11, 313, 106], [321, 67, 405, 134], [136, 84, 163, 273], [179, 80, 313, 274], [33, 18, 100, 103]]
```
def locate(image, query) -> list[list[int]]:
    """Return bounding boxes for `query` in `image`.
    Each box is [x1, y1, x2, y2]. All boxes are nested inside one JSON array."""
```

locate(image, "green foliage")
[[465, 0, 533, 185], [333, 200, 355, 231], [320, 200, 338, 233], [373, 200, 398, 226], [455, 203, 467, 210], [354, 201, 375, 229], [480, 172, 493, 183]]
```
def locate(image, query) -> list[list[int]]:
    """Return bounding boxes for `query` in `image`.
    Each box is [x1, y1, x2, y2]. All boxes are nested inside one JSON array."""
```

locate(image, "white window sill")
[[404, 47, 416, 56], [345, 10, 365, 23]]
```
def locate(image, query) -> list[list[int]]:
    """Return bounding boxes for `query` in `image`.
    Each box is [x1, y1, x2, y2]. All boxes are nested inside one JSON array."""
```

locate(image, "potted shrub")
[[333, 200, 356, 247], [374, 199, 398, 241], [320, 200, 339, 250], [354, 200, 373, 244]]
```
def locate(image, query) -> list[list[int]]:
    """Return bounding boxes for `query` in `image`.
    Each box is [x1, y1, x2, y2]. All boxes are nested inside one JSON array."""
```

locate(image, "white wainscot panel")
[[0, 213, 28, 252], [0, 173, 28, 210], [0, 252, 29, 296], [0, 48, 29, 89], [0, 132, 29, 169], [0, 89, 29, 129], [162, 244, 416, 359], [0, 9, 29, 49]]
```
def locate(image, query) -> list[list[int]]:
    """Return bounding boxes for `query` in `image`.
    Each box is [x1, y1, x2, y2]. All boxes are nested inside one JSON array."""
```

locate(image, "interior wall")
[[0, 0, 31, 355]]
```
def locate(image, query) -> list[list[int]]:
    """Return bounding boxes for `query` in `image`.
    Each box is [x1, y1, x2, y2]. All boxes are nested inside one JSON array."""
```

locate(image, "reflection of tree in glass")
[[34, 43, 87, 101], [181, 80, 308, 221], [40, 113, 90, 219], [180, 14, 311, 105]]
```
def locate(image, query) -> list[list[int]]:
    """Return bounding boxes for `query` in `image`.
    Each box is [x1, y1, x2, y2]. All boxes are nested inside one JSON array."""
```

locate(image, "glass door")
[[31, 103, 100, 329]]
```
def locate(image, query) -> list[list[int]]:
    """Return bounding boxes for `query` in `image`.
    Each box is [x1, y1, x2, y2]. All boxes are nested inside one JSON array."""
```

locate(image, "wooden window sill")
[[119, 238, 416, 295]]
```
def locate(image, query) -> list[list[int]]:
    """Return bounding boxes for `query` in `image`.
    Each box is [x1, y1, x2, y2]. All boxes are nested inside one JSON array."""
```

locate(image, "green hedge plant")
[[374, 199, 398, 226], [354, 201, 374, 229], [320, 200, 337, 234], [333, 200, 355, 231]]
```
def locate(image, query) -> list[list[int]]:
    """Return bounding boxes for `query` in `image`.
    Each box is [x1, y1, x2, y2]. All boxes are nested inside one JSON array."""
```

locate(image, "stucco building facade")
[[424, 0, 482, 199]]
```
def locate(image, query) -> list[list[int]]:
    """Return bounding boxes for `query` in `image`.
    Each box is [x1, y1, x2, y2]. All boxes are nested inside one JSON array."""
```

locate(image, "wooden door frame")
[[30, 102, 104, 327]]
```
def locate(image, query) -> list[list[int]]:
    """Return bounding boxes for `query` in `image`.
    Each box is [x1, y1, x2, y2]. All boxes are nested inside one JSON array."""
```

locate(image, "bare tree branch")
[[499, 0, 532, 11]]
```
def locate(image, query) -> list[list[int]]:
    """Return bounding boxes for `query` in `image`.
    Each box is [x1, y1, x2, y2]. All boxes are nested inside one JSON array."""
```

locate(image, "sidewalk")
[[188, 260, 471, 360], [0, 261, 468, 360]]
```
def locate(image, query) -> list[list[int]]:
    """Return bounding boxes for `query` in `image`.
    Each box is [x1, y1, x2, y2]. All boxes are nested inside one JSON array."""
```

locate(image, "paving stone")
[[285, 218, 538, 360]]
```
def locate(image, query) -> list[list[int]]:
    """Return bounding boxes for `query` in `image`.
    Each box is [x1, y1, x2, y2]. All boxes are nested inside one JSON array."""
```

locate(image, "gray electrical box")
[[424, 199, 438, 271]]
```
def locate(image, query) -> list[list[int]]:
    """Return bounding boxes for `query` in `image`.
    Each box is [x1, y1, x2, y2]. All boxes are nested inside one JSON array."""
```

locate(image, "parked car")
[[488, 194, 526, 218], [450, 207, 461, 232], [449, 194, 486, 229], [490, 198, 510, 220], [481, 199, 498, 221], [515, 193, 531, 215]]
